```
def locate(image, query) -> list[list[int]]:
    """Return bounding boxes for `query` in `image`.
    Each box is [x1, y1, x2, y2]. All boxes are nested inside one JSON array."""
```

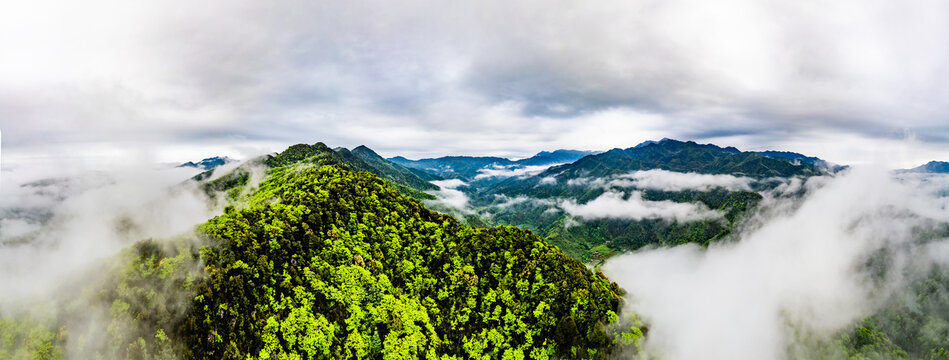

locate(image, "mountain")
[[14, 163, 641, 359], [450, 139, 824, 261], [178, 156, 234, 170], [757, 150, 822, 165], [538, 139, 817, 180], [388, 149, 598, 181], [514, 149, 600, 166], [633, 137, 675, 148], [188, 166, 632, 358], [349, 145, 442, 184], [199, 143, 439, 202], [758, 150, 847, 172], [900, 161, 949, 174]]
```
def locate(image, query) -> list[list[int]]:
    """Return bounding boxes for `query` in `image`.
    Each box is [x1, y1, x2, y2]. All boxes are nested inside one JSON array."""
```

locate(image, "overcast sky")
[[2, 0, 949, 168]]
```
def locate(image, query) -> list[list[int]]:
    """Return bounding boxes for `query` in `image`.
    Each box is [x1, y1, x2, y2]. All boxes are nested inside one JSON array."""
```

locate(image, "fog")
[[474, 163, 565, 180], [0, 161, 221, 357], [603, 166, 949, 359], [561, 191, 723, 222], [425, 179, 474, 214], [567, 169, 755, 192]]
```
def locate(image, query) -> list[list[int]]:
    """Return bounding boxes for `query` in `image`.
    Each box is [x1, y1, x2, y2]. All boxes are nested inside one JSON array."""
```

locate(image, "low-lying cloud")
[[560, 191, 722, 222], [425, 179, 474, 214], [474, 163, 564, 180], [0, 165, 213, 308], [617, 169, 755, 192], [603, 166, 949, 359], [493, 194, 557, 209], [568, 169, 755, 192]]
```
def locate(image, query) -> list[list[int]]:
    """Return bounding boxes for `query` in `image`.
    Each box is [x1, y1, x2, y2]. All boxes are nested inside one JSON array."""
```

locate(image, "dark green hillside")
[[538, 139, 819, 181], [349, 145, 443, 185], [450, 139, 809, 261], [475, 187, 762, 261]]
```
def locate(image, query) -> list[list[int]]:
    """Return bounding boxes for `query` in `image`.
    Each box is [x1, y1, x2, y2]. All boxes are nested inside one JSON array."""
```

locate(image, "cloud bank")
[[560, 191, 722, 222], [603, 166, 949, 359], [0, 165, 212, 308], [568, 169, 755, 192], [474, 163, 564, 180], [425, 179, 474, 214]]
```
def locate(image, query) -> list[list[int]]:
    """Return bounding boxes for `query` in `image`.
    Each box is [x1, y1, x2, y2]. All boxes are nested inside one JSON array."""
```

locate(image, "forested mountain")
[[758, 150, 848, 172], [1, 162, 642, 359], [537, 139, 820, 180], [409, 139, 818, 261], [10, 140, 949, 360], [757, 150, 823, 166]]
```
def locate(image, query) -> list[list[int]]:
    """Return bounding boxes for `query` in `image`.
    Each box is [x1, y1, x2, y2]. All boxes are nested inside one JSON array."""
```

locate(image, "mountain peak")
[[902, 160, 949, 173], [634, 137, 677, 148], [177, 156, 235, 170]]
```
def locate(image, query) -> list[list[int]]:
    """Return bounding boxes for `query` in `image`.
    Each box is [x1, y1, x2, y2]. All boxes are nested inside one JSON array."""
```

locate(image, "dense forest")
[[1, 164, 642, 359]]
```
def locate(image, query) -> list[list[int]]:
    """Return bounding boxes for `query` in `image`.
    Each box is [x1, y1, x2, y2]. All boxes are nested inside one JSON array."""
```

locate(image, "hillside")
[[538, 139, 820, 180], [1, 165, 641, 359]]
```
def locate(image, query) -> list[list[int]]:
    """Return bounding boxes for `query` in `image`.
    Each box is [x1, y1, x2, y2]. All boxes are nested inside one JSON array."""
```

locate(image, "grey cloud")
[[4, 0, 949, 165], [603, 166, 949, 359], [0, 165, 213, 309]]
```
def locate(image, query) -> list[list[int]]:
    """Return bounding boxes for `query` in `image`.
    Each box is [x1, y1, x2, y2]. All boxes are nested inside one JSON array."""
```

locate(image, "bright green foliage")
[[77, 239, 203, 360], [0, 239, 203, 360], [837, 267, 949, 360], [0, 312, 62, 360], [184, 165, 628, 359]]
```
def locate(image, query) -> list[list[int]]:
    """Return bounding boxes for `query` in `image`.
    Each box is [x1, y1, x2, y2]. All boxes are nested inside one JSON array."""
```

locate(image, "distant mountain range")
[[388, 149, 599, 180], [899, 161, 949, 174], [194, 139, 839, 261], [177, 156, 235, 170], [537, 139, 821, 181]]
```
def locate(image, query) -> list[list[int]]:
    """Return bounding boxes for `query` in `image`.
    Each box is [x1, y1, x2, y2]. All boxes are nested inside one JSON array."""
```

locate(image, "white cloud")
[[493, 194, 556, 209], [474, 163, 563, 180], [538, 176, 557, 185], [425, 179, 473, 214], [603, 166, 949, 359], [0, 165, 213, 309], [560, 191, 722, 222], [567, 169, 756, 192], [613, 169, 755, 192]]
